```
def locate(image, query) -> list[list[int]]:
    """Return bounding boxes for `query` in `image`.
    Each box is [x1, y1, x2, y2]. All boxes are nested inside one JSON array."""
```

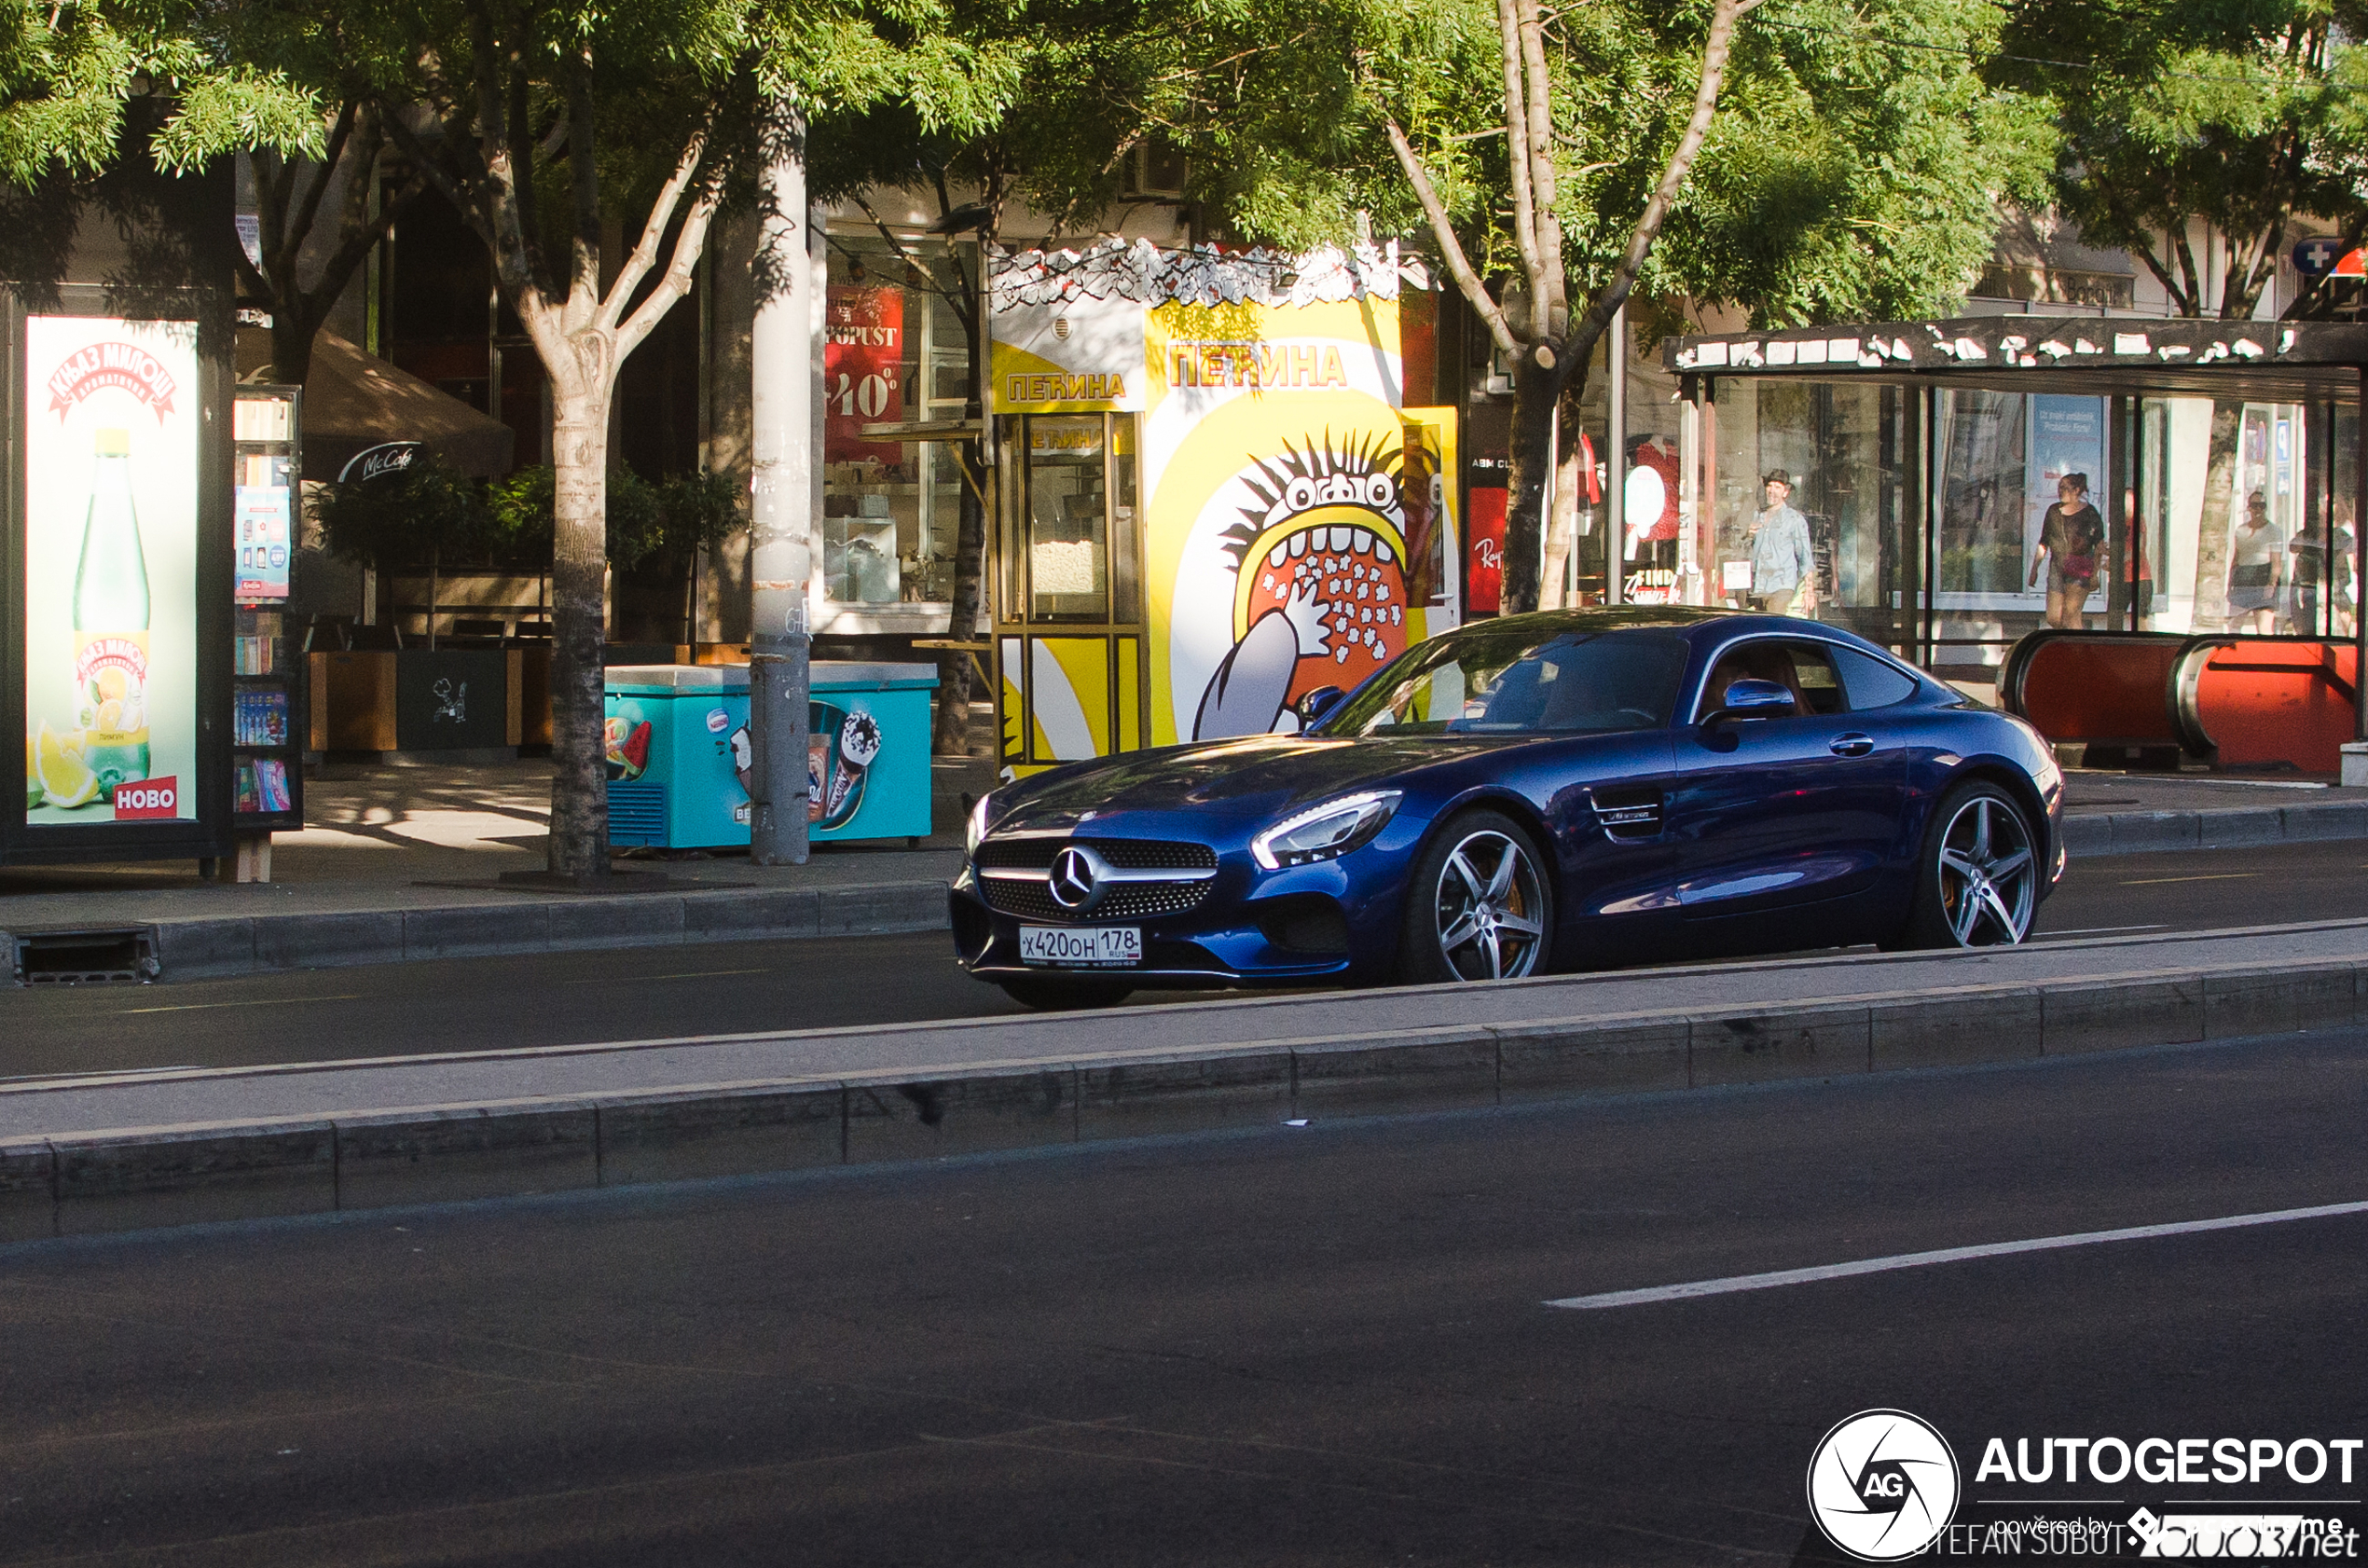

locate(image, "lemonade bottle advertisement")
[[22, 317, 199, 824]]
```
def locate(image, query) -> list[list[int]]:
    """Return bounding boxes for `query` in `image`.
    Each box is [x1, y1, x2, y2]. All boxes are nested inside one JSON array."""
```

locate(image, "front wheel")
[[1398, 810, 1554, 983], [997, 976, 1133, 1011], [1901, 782, 2038, 949]]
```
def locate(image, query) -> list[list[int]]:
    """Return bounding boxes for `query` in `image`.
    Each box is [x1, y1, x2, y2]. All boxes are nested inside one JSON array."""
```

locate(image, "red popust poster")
[[825, 285, 905, 465]]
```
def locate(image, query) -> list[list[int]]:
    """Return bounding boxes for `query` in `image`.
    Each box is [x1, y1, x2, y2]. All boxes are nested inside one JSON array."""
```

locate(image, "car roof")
[[1461, 608, 1875, 649]]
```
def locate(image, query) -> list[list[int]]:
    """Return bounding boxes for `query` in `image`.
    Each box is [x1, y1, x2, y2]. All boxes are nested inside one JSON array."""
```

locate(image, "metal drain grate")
[[7, 927, 160, 985]]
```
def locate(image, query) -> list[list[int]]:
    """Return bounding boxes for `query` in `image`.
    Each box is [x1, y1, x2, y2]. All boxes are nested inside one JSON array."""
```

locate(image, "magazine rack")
[[229, 385, 304, 878]]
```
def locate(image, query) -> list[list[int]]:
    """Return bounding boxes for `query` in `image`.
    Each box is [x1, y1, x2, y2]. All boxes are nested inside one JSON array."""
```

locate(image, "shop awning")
[[1665, 314, 2368, 403], [236, 327, 517, 480]]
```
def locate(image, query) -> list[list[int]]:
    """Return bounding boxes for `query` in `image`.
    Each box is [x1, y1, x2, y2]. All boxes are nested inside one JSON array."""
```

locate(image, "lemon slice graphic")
[[34, 722, 100, 808], [22, 735, 40, 808]]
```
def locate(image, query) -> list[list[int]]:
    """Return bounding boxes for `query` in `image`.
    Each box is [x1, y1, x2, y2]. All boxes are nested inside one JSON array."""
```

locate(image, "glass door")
[[994, 412, 1148, 773]]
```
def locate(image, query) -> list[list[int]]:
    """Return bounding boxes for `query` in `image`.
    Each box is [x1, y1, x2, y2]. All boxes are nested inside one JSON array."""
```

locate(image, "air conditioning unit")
[[1126, 143, 1190, 200]]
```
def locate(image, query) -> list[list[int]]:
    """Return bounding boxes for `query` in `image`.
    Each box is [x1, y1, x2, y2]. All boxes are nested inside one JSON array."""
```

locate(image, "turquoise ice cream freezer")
[[602, 662, 937, 848]]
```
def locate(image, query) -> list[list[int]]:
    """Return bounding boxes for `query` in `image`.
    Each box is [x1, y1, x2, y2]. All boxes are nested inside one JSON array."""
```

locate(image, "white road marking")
[[118, 994, 365, 1015], [1545, 1200, 2368, 1311], [2120, 872, 2259, 886], [2034, 923, 2168, 938]]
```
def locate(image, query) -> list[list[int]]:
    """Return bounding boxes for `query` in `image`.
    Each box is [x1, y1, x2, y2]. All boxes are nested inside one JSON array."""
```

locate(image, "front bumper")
[[949, 846, 1408, 989]]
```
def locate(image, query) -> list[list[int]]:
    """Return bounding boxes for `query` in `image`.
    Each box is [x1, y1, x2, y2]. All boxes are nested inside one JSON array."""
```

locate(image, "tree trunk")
[[1541, 373, 1591, 608], [2192, 400, 2245, 630], [932, 439, 987, 754], [547, 391, 613, 877], [268, 311, 317, 387], [1501, 355, 1559, 614]]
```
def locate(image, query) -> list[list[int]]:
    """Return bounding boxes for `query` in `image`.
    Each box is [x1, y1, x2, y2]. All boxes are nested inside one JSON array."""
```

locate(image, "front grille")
[[974, 836, 1216, 873], [980, 877, 1213, 923], [975, 834, 1219, 924], [1089, 840, 1218, 873]]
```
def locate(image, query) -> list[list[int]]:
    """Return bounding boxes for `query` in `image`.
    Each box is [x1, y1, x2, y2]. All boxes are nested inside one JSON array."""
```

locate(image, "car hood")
[[990, 734, 1509, 835]]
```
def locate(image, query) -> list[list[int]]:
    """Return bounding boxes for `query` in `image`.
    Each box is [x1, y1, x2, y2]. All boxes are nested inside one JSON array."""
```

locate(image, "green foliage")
[[487, 463, 744, 572], [1989, 0, 2368, 316], [485, 464, 558, 565], [310, 453, 489, 570], [0, 1, 320, 186], [1294, 0, 2049, 330]]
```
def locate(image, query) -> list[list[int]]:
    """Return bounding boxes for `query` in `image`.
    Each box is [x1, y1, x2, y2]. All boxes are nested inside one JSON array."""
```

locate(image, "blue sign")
[[2294, 236, 2344, 277]]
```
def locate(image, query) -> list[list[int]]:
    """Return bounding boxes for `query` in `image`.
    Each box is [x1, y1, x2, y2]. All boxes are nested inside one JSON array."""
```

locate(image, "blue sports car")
[[952, 611, 2064, 1009]]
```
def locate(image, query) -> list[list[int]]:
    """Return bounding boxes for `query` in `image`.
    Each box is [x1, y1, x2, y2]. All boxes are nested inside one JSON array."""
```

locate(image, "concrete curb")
[[3, 952, 2359, 1242], [2056, 797, 2368, 855], [5, 879, 951, 983], [4, 797, 2363, 983]]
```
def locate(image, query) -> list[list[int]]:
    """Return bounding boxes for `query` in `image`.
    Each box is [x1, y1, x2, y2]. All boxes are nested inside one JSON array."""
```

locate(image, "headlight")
[[1251, 790, 1402, 870], [966, 791, 995, 855]]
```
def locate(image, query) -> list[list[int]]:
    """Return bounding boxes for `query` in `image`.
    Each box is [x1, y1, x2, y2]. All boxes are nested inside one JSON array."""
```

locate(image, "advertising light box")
[[21, 317, 201, 826]]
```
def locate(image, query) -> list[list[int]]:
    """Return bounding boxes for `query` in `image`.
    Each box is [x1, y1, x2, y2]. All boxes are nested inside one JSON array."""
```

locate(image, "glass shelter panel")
[[1704, 379, 1913, 653]]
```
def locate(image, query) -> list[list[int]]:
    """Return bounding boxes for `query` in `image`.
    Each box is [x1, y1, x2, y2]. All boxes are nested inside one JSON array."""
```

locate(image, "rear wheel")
[[1902, 781, 2038, 949], [997, 976, 1134, 1011], [1398, 810, 1553, 983]]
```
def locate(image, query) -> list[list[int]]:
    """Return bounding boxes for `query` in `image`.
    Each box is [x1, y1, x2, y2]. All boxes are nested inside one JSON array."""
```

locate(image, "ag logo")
[[1806, 1409, 1960, 1561]]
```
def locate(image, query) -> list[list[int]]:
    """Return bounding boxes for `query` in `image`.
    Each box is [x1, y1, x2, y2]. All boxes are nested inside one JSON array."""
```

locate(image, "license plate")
[[1018, 925, 1142, 968]]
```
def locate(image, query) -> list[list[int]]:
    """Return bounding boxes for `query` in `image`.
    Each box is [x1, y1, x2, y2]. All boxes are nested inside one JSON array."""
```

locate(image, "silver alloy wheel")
[[1934, 793, 2036, 946], [1432, 830, 1547, 980]]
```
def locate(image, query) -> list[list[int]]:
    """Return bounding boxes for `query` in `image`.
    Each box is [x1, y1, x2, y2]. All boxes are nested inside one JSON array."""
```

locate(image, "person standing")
[[2226, 489, 2285, 635], [1744, 468, 1816, 617], [2030, 472, 2104, 629]]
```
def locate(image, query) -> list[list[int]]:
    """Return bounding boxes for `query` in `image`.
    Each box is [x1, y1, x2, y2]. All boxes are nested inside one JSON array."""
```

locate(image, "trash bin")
[[602, 661, 936, 848]]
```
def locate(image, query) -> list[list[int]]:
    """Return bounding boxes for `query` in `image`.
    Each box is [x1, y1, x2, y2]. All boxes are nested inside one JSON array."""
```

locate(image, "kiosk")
[[984, 241, 1463, 776]]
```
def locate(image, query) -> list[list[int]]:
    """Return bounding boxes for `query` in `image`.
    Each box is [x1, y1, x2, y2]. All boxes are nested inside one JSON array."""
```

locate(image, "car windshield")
[[1321, 627, 1688, 737]]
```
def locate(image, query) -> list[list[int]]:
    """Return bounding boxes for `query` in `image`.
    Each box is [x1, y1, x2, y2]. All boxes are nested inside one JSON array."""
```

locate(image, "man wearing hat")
[[1743, 468, 1817, 616]]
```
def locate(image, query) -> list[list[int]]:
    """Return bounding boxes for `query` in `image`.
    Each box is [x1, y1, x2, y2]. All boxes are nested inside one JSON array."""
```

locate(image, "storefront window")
[[1706, 379, 1911, 650], [820, 234, 975, 627], [1026, 416, 1110, 622]]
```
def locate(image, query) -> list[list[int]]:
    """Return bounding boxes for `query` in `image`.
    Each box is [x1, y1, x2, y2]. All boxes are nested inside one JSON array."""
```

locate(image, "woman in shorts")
[[2030, 473, 2104, 629], [2226, 490, 2284, 634]]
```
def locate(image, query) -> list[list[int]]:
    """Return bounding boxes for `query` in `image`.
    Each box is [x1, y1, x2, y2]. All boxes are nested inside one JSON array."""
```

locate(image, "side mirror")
[[1705, 678, 1796, 726], [1295, 685, 1347, 729]]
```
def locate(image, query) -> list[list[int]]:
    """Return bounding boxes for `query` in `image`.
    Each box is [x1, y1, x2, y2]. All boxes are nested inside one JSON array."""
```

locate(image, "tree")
[[349, 0, 957, 877], [1992, 0, 2368, 628], [236, 98, 424, 386], [310, 450, 489, 646], [1374, 0, 1761, 614], [809, 0, 1164, 755]]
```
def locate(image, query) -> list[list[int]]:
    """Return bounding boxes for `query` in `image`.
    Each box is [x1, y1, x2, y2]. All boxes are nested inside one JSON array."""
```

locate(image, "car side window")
[[1694, 639, 1846, 722], [1832, 646, 1921, 710]]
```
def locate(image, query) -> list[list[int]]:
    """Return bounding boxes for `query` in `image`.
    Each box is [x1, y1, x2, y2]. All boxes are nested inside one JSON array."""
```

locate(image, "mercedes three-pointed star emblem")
[[1050, 846, 1101, 912]]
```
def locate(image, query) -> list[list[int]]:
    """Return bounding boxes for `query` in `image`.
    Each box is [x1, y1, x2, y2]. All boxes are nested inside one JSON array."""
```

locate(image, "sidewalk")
[[2, 757, 2364, 981], [0, 757, 980, 979], [4, 916, 2363, 1238]]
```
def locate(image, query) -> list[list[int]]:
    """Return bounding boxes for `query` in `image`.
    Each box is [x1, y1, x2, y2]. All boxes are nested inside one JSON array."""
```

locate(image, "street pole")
[[1605, 303, 1627, 606], [749, 107, 813, 865]]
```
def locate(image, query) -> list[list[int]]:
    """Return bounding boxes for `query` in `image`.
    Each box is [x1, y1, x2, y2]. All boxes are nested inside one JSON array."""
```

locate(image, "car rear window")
[[1325, 628, 1689, 736]]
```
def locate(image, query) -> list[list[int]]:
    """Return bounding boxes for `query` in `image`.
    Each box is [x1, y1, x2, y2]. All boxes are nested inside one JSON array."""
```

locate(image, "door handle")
[[1829, 733, 1875, 757]]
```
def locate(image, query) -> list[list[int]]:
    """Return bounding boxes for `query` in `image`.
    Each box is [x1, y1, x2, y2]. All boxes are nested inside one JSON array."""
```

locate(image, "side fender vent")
[[1587, 788, 1664, 842]]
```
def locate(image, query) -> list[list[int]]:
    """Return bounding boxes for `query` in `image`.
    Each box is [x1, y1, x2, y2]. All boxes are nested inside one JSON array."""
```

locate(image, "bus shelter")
[[1659, 314, 2368, 773]]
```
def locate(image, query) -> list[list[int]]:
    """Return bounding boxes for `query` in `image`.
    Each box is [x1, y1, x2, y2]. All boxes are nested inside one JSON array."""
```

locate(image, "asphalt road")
[[3, 837, 2367, 1078], [0, 1027, 2361, 1564]]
